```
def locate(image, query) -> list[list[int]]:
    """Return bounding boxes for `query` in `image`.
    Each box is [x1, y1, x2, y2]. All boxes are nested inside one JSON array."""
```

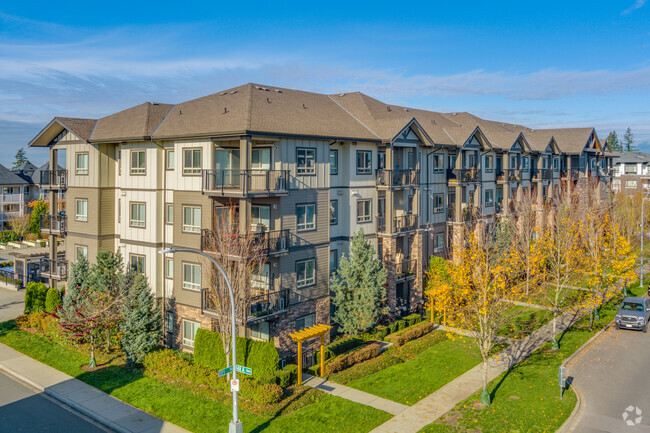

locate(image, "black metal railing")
[[201, 228, 290, 256], [561, 168, 580, 179], [446, 168, 481, 183], [40, 170, 67, 189], [541, 169, 552, 180], [201, 169, 289, 195], [248, 289, 290, 321], [375, 169, 420, 188], [531, 169, 539, 181], [495, 169, 505, 181], [506, 168, 522, 182], [39, 258, 67, 280], [39, 214, 67, 234], [376, 216, 386, 233], [393, 214, 418, 232], [396, 258, 417, 280]]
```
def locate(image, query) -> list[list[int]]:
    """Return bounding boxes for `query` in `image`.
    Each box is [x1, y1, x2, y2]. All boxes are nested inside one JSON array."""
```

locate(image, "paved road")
[[0, 370, 108, 433], [568, 325, 650, 432], [0, 287, 23, 323]]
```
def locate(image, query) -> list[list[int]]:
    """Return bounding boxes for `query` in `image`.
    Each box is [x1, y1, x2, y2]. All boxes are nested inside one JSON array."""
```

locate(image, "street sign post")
[[218, 365, 233, 378], [236, 365, 252, 376], [559, 366, 566, 400], [231, 379, 239, 393]]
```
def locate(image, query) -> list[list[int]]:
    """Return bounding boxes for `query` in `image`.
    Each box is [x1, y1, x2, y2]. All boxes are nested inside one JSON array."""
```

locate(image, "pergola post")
[[320, 334, 325, 377], [289, 323, 332, 385], [297, 341, 302, 385]]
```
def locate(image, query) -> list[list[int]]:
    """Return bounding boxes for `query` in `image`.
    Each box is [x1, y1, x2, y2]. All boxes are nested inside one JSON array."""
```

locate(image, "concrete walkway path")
[[369, 308, 584, 433], [302, 373, 409, 415], [0, 343, 190, 433]]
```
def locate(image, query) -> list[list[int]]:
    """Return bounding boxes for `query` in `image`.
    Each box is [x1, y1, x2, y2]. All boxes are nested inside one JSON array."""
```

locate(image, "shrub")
[[275, 370, 291, 388], [396, 319, 407, 331], [373, 325, 389, 340], [389, 322, 435, 347], [325, 343, 381, 375], [24, 282, 48, 314], [240, 378, 283, 404], [0, 230, 19, 243], [388, 321, 399, 334], [314, 335, 364, 364], [308, 364, 320, 376], [403, 313, 422, 327], [283, 364, 298, 384], [45, 288, 62, 313]]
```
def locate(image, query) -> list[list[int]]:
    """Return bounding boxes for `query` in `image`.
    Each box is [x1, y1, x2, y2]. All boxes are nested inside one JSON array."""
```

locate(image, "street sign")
[[558, 366, 566, 388], [218, 365, 233, 378], [236, 365, 252, 376], [231, 379, 240, 392]]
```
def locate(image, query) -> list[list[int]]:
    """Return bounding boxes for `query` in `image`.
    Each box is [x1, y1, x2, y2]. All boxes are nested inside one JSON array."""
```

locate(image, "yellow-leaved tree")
[[424, 256, 455, 325]]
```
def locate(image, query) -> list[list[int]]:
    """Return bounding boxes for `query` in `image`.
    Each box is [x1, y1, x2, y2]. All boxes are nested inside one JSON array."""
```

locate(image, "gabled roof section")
[[0, 164, 29, 186], [392, 118, 435, 147], [534, 127, 595, 155], [462, 126, 492, 150], [442, 112, 521, 151], [28, 117, 97, 147], [510, 132, 533, 153], [91, 102, 174, 142]]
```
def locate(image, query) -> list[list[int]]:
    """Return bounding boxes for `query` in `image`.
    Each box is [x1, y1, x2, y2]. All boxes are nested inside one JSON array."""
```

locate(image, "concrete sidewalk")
[[302, 373, 409, 415], [0, 343, 191, 433]]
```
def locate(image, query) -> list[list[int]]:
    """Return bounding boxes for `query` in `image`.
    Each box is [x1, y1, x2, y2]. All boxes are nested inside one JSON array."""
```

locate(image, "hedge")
[[24, 282, 48, 314], [45, 288, 62, 313], [283, 364, 298, 384], [193, 329, 279, 381], [314, 336, 364, 364], [325, 343, 381, 375], [386, 322, 435, 347], [275, 369, 291, 387]]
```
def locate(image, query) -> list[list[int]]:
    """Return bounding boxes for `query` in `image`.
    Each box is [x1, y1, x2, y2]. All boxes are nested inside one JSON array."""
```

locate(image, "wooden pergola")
[[289, 323, 331, 384]]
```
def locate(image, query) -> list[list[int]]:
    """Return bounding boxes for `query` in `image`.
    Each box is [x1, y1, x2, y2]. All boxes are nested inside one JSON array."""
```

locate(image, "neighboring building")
[[27, 83, 613, 365], [0, 161, 41, 230], [611, 151, 650, 193]]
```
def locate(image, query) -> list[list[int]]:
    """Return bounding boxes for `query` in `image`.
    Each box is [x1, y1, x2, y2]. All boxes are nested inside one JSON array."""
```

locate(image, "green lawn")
[[418, 287, 628, 433], [0, 321, 391, 433], [497, 306, 554, 339]]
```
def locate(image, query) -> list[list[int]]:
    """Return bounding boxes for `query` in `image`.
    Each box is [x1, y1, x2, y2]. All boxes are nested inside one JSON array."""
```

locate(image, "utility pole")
[[641, 190, 650, 288]]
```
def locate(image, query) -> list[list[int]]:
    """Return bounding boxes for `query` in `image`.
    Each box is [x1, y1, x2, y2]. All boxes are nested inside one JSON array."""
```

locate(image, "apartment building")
[[611, 151, 650, 193], [0, 161, 44, 230], [27, 83, 613, 363]]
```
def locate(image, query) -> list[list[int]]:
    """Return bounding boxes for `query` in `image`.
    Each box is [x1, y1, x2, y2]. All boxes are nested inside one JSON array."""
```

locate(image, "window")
[[330, 250, 338, 274], [296, 204, 315, 231], [131, 150, 146, 175], [625, 165, 637, 174], [485, 189, 494, 207], [330, 150, 338, 175], [296, 148, 316, 175], [522, 157, 530, 171], [510, 155, 517, 169], [183, 206, 201, 233], [433, 194, 443, 213], [130, 202, 145, 228], [166, 312, 174, 334], [296, 259, 315, 288], [182, 319, 200, 347], [23, 186, 30, 195], [165, 204, 174, 224], [76, 152, 88, 175], [356, 199, 371, 223], [626, 180, 638, 189], [251, 148, 271, 170], [166, 258, 173, 279], [356, 150, 372, 175], [553, 158, 559, 171], [613, 178, 621, 191], [130, 254, 145, 274], [484, 155, 493, 172], [75, 245, 88, 262], [434, 233, 444, 253], [295, 314, 315, 331], [251, 205, 270, 231], [330, 200, 338, 225], [75, 199, 88, 222], [251, 263, 270, 291], [432, 154, 444, 173], [183, 149, 201, 175], [182, 263, 201, 291], [448, 154, 457, 169], [543, 157, 549, 169], [166, 149, 175, 170], [378, 152, 386, 170], [250, 322, 270, 341]]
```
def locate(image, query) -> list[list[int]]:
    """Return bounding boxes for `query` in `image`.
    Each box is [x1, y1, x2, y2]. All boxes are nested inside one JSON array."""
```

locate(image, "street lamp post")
[[159, 248, 243, 433], [641, 191, 650, 290]]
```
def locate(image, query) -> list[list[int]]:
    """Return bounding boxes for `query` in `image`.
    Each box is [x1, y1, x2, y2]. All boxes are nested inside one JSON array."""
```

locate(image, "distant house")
[[611, 152, 650, 193], [0, 160, 49, 230]]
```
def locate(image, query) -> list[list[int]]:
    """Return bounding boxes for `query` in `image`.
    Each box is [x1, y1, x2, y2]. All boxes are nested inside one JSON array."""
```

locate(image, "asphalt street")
[[569, 324, 650, 432], [0, 286, 23, 323]]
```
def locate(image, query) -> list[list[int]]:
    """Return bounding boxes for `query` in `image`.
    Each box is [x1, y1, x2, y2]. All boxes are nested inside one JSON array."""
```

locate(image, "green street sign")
[[236, 365, 252, 375], [218, 365, 233, 378]]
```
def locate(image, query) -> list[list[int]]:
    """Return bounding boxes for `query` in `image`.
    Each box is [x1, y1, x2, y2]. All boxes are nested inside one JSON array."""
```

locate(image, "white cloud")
[[622, 0, 646, 15]]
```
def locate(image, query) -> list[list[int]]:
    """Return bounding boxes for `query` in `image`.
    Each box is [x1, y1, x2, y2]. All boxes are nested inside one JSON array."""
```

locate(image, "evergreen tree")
[[606, 131, 622, 151], [28, 198, 48, 234], [330, 229, 388, 335], [45, 287, 62, 313], [63, 255, 89, 317], [120, 274, 161, 366], [624, 127, 636, 151], [12, 148, 27, 170]]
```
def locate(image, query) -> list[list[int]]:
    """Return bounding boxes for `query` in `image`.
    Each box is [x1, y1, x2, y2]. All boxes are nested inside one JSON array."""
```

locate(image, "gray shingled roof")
[[612, 151, 650, 165], [0, 164, 29, 186]]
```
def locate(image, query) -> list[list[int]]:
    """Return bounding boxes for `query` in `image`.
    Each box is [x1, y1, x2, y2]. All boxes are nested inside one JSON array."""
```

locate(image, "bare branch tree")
[[8, 213, 31, 239]]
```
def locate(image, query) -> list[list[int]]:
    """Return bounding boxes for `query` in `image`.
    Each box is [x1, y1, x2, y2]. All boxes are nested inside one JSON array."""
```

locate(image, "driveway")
[[567, 325, 650, 432], [0, 287, 23, 323]]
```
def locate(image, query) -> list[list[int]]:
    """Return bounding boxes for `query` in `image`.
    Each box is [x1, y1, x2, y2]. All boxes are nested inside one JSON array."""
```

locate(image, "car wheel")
[[644, 326, 648, 334], [615, 324, 621, 330]]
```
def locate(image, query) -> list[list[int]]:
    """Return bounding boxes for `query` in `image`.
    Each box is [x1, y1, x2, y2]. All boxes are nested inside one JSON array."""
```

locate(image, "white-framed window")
[[434, 233, 444, 253], [296, 259, 315, 288], [75, 245, 88, 262], [330, 150, 338, 175], [130, 202, 145, 228], [356, 150, 372, 175], [543, 157, 549, 169], [433, 194, 443, 213], [166, 204, 174, 224], [182, 319, 200, 347], [484, 155, 493, 172], [330, 200, 338, 225], [296, 148, 316, 175], [296, 203, 315, 231], [625, 164, 637, 174], [166, 258, 174, 279], [182, 263, 201, 291], [553, 157, 559, 171], [130, 254, 145, 274], [183, 149, 202, 175], [295, 313, 315, 331], [251, 148, 271, 170], [250, 321, 270, 341], [166, 149, 175, 170], [131, 150, 146, 175], [522, 157, 530, 171], [330, 250, 338, 274], [432, 154, 444, 173], [357, 199, 371, 223], [626, 180, 638, 189], [510, 155, 518, 169], [76, 152, 89, 175], [485, 189, 494, 207], [251, 263, 270, 291], [75, 199, 88, 222], [182, 206, 201, 233]]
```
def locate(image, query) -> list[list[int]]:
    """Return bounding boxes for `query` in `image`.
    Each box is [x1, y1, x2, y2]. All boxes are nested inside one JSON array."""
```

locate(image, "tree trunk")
[[89, 333, 97, 368]]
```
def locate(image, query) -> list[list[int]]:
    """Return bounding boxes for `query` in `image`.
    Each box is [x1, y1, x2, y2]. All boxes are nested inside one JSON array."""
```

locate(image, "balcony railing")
[[446, 168, 481, 183], [39, 258, 68, 280], [0, 194, 22, 203], [40, 170, 67, 190], [40, 214, 67, 235], [531, 170, 539, 181], [561, 168, 580, 179], [393, 214, 418, 232], [201, 228, 290, 257], [506, 168, 522, 182], [248, 289, 290, 323], [541, 169, 552, 180], [202, 169, 289, 196], [396, 258, 417, 280], [375, 169, 420, 188], [376, 216, 386, 233]]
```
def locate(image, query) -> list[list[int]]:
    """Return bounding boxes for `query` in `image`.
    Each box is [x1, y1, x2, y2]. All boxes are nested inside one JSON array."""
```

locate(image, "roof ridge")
[[327, 95, 380, 140], [246, 83, 254, 131], [143, 102, 152, 137]]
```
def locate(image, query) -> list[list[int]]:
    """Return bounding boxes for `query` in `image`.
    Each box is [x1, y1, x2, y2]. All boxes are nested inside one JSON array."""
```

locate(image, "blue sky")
[[0, 0, 649, 166]]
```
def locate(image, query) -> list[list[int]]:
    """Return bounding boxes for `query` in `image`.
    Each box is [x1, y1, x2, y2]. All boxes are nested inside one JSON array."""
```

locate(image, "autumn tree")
[[510, 188, 545, 295], [331, 229, 388, 335], [28, 198, 48, 235], [424, 256, 454, 325], [609, 191, 643, 245], [8, 213, 31, 240]]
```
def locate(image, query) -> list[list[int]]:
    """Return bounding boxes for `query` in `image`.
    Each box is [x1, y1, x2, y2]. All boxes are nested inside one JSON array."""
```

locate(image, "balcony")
[[39, 258, 68, 280], [40, 214, 67, 235], [447, 168, 481, 184], [541, 169, 552, 180], [0, 194, 22, 204], [561, 168, 580, 180], [40, 170, 67, 190], [506, 169, 522, 182], [375, 169, 420, 188], [376, 216, 386, 233], [396, 258, 417, 281], [201, 228, 289, 257], [531, 170, 539, 181], [201, 288, 290, 323], [201, 169, 289, 197], [393, 214, 418, 232]]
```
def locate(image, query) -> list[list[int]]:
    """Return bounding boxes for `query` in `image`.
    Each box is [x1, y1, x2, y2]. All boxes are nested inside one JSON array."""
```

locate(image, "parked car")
[[615, 297, 650, 332]]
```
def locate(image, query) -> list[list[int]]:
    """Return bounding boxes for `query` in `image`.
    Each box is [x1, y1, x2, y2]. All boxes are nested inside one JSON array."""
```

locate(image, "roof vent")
[[431, 120, 437, 125], [303, 104, 307, 109], [223, 107, 228, 114], [275, 89, 282, 93], [179, 110, 183, 115], [256, 86, 263, 90], [230, 90, 238, 95], [339, 93, 346, 97], [267, 97, 271, 104], [451, 113, 457, 116], [263, 87, 269, 91], [221, 92, 227, 96], [387, 106, 392, 112], [404, 108, 409, 112]]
